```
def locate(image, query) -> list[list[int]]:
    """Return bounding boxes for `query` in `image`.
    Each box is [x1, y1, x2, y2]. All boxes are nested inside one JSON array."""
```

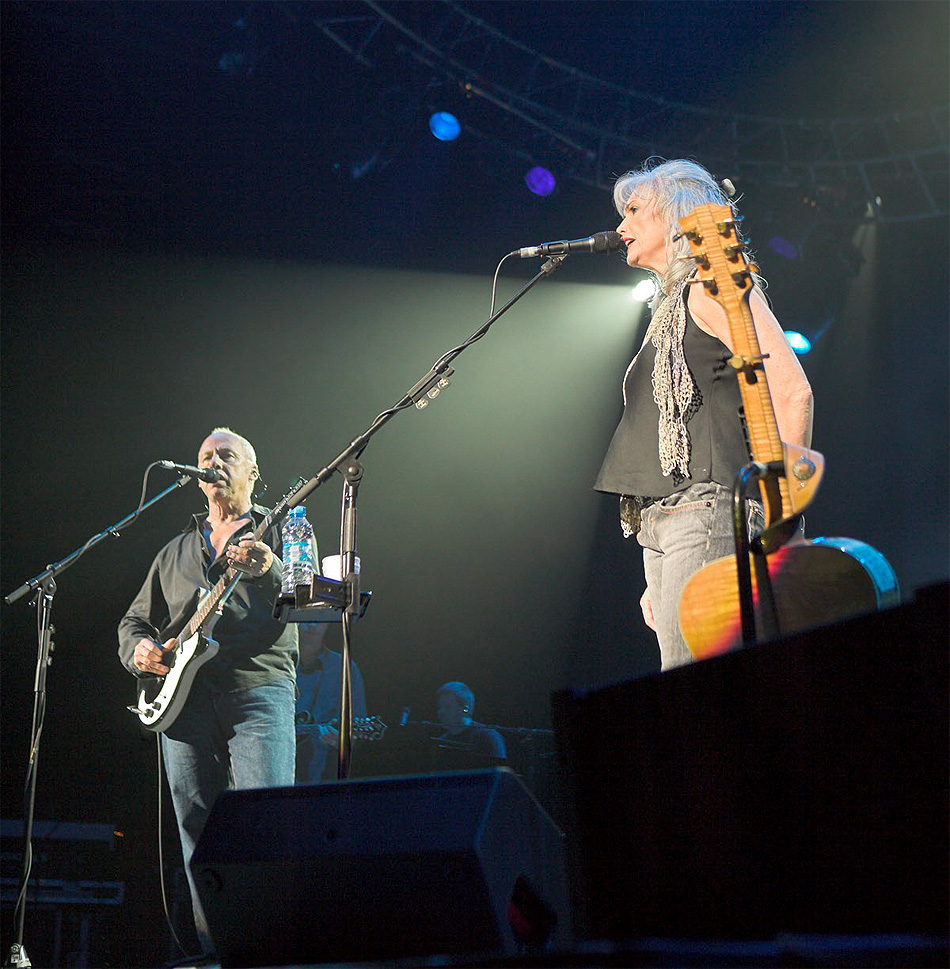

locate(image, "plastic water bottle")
[[280, 505, 315, 596]]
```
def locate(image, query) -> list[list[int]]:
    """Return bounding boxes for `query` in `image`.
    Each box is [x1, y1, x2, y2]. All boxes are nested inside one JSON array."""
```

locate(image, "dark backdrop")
[[2, 3, 947, 965]]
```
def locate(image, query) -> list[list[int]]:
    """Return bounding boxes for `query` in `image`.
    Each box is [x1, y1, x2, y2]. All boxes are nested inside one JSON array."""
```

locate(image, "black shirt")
[[117, 504, 297, 692], [594, 311, 751, 499], [433, 723, 507, 770]]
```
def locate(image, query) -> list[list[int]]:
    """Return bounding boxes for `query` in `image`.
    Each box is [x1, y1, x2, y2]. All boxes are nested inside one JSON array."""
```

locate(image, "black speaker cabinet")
[[553, 583, 949, 942], [191, 767, 570, 967]]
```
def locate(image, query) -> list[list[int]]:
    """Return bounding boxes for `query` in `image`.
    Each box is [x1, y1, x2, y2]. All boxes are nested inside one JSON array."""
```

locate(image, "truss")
[[305, 0, 949, 223]]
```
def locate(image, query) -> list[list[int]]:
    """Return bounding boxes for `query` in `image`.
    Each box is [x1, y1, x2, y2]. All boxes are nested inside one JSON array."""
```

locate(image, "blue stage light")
[[768, 236, 799, 259], [525, 166, 556, 196], [429, 112, 461, 141], [784, 330, 812, 354]]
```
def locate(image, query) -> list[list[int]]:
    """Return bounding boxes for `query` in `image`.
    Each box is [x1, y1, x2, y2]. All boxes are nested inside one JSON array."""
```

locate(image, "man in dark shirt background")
[[118, 427, 295, 959], [433, 681, 506, 769], [294, 620, 367, 784]]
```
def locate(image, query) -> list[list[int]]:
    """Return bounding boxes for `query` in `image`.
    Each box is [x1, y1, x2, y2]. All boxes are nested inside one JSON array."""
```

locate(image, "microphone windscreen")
[[594, 230, 623, 253]]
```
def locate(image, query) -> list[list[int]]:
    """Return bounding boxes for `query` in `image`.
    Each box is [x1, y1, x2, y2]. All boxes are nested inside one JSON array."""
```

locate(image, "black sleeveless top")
[[594, 311, 751, 499]]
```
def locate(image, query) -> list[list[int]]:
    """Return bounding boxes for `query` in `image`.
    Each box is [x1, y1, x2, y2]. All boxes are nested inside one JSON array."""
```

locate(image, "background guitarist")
[[117, 426, 298, 960], [294, 620, 367, 784], [593, 158, 814, 672]]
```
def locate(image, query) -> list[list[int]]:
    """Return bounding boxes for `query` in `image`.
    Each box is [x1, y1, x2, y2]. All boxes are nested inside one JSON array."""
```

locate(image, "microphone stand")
[[286, 254, 569, 778], [732, 460, 787, 647], [2, 475, 193, 969], [336, 459, 362, 780]]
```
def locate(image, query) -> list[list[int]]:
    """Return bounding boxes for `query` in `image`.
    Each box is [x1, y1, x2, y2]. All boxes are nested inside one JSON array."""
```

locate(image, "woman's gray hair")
[[614, 157, 754, 308]]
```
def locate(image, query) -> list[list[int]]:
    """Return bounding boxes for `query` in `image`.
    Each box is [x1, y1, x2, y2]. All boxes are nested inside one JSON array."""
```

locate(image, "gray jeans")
[[637, 481, 764, 671]]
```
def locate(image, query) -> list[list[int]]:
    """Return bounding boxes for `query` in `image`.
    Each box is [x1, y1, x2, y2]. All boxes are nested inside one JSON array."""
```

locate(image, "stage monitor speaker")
[[191, 767, 570, 967], [553, 582, 949, 942]]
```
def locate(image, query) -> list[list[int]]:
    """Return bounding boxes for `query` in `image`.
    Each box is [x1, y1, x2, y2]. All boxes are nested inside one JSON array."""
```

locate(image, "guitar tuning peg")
[[686, 277, 719, 295], [731, 268, 755, 288]]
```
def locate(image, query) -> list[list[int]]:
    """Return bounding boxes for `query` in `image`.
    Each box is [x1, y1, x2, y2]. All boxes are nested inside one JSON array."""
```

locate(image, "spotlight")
[[631, 278, 657, 302], [784, 330, 812, 355], [525, 166, 555, 197], [429, 112, 461, 141]]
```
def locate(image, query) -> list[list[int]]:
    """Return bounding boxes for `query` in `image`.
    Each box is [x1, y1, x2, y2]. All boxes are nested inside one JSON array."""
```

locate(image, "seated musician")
[[432, 681, 506, 769]]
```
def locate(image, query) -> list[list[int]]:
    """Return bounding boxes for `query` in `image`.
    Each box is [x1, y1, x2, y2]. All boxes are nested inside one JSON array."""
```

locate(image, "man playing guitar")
[[118, 427, 298, 959]]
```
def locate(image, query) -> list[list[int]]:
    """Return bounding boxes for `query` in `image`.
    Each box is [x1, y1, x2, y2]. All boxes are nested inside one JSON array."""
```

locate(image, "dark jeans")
[[161, 677, 295, 953]]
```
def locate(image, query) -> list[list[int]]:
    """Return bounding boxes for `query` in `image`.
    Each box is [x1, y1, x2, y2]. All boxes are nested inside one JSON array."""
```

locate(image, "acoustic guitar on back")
[[676, 204, 899, 659]]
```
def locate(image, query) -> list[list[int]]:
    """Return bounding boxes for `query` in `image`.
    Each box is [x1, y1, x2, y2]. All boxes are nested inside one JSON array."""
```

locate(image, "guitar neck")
[[727, 292, 794, 520], [682, 205, 794, 522], [726, 300, 779, 455], [181, 498, 290, 642]]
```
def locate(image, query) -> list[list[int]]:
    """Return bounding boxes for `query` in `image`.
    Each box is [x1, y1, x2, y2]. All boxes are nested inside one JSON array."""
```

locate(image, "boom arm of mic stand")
[[283, 255, 569, 510], [4, 476, 192, 606], [286, 256, 569, 781]]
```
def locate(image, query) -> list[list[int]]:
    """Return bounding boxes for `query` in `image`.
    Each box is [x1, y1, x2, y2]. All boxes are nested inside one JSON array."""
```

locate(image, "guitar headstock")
[[678, 203, 757, 308], [256, 476, 307, 538]]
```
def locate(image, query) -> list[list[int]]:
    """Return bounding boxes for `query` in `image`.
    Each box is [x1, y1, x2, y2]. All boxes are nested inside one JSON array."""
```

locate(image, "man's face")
[[197, 431, 257, 506], [437, 693, 465, 730]]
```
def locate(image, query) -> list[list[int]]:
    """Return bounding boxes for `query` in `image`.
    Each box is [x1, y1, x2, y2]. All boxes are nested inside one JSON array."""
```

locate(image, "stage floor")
[[162, 934, 949, 969]]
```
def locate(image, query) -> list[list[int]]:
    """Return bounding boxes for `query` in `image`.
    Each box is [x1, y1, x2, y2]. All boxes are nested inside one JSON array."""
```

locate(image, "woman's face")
[[617, 190, 670, 274]]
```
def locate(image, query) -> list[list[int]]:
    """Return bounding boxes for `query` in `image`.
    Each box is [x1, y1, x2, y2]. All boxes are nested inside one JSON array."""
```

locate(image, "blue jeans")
[[638, 482, 764, 671], [161, 677, 296, 954]]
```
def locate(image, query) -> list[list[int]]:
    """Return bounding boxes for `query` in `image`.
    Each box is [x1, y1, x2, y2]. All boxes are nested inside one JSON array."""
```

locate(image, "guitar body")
[[127, 478, 305, 733], [135, 625, 220, 732], [679, 537, 900, 660]]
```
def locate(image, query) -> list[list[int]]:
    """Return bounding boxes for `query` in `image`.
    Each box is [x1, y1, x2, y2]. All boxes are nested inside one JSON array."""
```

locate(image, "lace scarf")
[[649, 273, 699, 480], [618, 273, 700, 539]]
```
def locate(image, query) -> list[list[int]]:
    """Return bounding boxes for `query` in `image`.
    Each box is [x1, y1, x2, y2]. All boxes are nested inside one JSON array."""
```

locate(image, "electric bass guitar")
[[129, 478, 304, 732], [675, 204, 898, 658]]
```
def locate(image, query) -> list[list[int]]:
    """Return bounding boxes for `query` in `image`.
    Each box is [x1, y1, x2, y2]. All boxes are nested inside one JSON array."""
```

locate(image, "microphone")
[[516, 230, 623, 259], [159, 460, 222, 483]]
